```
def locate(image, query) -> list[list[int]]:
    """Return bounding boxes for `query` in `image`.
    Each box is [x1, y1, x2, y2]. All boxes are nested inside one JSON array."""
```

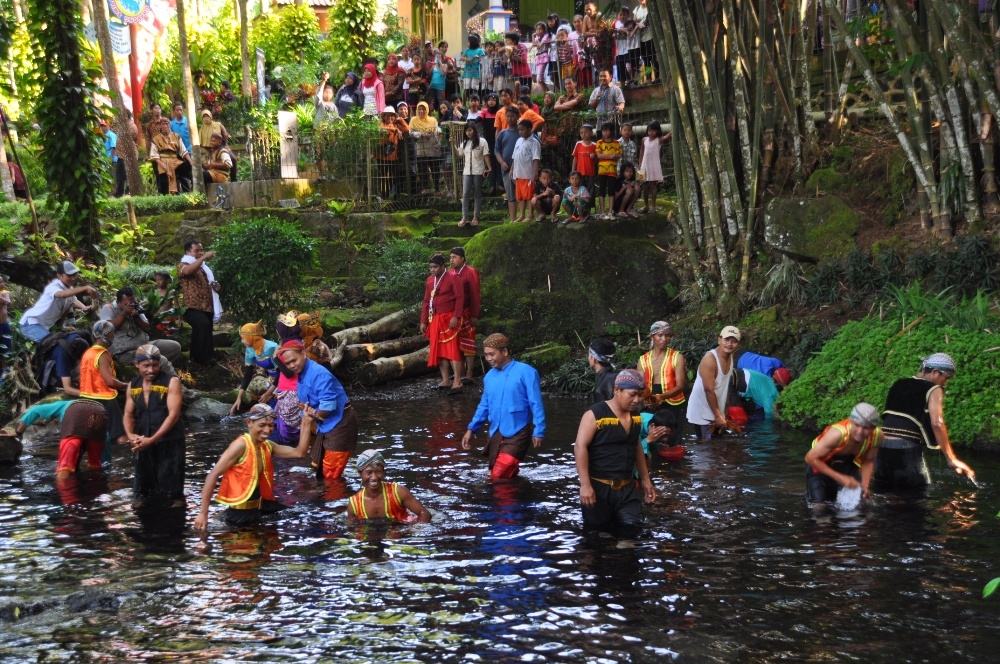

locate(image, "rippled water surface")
[[2, 394, 999, 662]]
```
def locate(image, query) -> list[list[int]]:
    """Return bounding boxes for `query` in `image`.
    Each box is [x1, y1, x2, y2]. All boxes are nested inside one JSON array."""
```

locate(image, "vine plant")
[[28, 0, 107, 262]]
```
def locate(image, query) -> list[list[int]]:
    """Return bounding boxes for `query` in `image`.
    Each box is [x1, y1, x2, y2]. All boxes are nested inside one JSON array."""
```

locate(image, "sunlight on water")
[[1, 397, 999, 662]]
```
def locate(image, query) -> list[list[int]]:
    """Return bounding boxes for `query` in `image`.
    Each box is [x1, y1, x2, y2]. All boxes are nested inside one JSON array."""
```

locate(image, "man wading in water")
[[804, 403, 883, 503], [686, 326, 740, 439], [875, 353, 976, 492], [347, 450, 431, 523]]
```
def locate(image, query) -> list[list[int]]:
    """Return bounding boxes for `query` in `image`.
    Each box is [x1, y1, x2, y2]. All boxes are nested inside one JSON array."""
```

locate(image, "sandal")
[[458, 219, 469, 227], [470, 218, 480, 227]]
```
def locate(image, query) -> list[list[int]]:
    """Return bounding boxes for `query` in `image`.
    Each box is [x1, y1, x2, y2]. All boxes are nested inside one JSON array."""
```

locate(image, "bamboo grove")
[[644, 0, 1000, 303]]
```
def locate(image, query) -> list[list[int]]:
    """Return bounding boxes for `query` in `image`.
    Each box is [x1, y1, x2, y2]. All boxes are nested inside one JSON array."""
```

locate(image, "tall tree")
[[176, 0, 203, 193], [91, 0, 143, 196], [238, 0, 251, 97], [28, 0, 106, 260]]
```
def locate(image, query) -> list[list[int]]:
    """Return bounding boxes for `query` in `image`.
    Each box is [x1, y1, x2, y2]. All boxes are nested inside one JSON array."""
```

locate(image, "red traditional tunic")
[[450, 264, 481, 357], [421, 270, 465, 365]]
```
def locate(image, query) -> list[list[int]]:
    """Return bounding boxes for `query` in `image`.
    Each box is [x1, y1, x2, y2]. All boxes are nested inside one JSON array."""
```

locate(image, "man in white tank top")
[[686, 326, 741, 439]]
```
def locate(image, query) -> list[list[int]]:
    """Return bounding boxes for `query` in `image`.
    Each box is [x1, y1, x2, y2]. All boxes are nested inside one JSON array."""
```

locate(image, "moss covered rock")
[[805, 168, 847, 193], [764, 195, 860, 261], [464, 219, 681, 348], [520, 343, 572, 373]]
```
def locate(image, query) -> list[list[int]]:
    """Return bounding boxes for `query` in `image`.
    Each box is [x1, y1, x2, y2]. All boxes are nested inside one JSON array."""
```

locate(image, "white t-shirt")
[[20, 278, 78, 329], [399, 58, 414, 90], [462, 137, 490, 176], [511, 135, 541, 179]]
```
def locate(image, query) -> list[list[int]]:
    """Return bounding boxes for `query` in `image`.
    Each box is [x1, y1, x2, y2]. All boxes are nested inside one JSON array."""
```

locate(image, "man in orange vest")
[[636, 321, 686, 444], [194, 404, 313, 529], [804, 403, 884, 503], [79, 320, 129, 445]]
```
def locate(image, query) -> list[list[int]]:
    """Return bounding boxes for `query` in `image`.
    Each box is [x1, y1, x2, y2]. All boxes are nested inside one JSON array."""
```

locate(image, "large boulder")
[[184, 397, 233, 422], [464, 218, 681, 349], [764, 195, 860, 261]]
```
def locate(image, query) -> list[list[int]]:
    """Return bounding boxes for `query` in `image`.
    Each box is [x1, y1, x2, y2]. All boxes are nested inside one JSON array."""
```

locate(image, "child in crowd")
[[511, 119, 541, 222], [531, 168, 562, 222], [562, 170, 592, 223], [638, 120, 670, 213], [347, 450, 431, 523], [571, 123, 597, 194], [618, 122, 639, 170], [614, 7, 632, 86], [399, 46, 415, 105], [428, 55, 448, 111], [154, 271, 176, 314], [461, 34, 486, 100], [466, 94, 482, 121], [456, 121, 491, 227], [406, 55, 428, 107], [482, 42, 496, 91], [594, 121, 623, 219], [493, 41, 509, 92], [532, 22, 551, 89], [556, 27, 576, 83], [193, 404, 313, 529], [612, 162, 642, 217]]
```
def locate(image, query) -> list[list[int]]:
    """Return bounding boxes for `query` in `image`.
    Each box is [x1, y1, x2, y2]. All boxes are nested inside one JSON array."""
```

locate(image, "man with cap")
[[123, 344, 185, 507], [637, 320, 686, 444], [194, 404, 314, 529], [19, 261, 99, 343], [805, 403, 884, 502], [347, 449, 432, 523], [449, 247, 481, 385], [875, 353, 975, 491], [732, 348, 793, 390], [79, 320, 129, 445], [588, 338, 618, 403], [462, 333, 546, 479], [573, 368, 656, 534], [686, 325, 741, 438], [276, 339, 358, 482], [421, 253, 465, 393]]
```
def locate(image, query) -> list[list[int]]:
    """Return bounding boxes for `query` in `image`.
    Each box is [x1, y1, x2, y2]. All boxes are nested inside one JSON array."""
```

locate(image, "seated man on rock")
[[99, 286, 182, 375], [202, 133, 236, 186]]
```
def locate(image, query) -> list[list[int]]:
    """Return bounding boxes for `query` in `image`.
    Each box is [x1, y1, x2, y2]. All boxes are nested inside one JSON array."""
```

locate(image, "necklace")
[[428, 273, 444, 321]]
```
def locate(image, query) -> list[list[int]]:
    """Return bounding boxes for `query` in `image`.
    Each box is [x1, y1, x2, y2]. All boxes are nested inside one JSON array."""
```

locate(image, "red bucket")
[[726, 406, 748, 426], [656, 445, 686, 462]]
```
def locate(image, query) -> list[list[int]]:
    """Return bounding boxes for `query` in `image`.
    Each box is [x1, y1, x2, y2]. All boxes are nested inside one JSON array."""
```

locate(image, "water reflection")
[[1, 397, 999, 661]]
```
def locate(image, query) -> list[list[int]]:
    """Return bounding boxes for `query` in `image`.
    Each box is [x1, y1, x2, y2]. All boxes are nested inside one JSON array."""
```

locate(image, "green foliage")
[[102, 193, 206, 219], [984, 577, 1000, 599], [11, 133, 46, 196], [293, 102, 315, 133], [777, 313, 1000, 446], [210, 216, 317, 323], [760, 257, 805, 307], [364, 238, 429, 302], [29, 0, 107, 261], [253, 5, 322, 69], [328, 0, 378, 73], [276, 62, 320, 104], [314, 112, 381, 173], [542, 358, 596, 394], [104, 219, 157, 265], [785, 327, 837, 377]]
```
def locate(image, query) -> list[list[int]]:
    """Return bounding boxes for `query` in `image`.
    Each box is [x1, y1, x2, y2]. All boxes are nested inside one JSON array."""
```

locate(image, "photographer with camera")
[[99, 286, 182, 374]]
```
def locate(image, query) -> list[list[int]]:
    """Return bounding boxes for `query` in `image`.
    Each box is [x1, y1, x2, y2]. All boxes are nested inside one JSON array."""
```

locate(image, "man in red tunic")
[[420, 253, 465, 394], [449, 246, 481, 386]]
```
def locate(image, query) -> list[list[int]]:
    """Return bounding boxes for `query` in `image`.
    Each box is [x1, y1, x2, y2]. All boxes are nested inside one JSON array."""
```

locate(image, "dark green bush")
[[210, 216, 317, 324], [102, 193, 206, 219], [364, 238, 430, 303], [542, 358, 596, 394]]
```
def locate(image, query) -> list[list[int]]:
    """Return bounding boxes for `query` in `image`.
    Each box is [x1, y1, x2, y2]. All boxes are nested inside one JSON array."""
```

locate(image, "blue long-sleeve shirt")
[[295, 359, 349, 434], [468, 359, 546, 438], [20, 399, 75, 427], [735, 350, 785, 377], [170, 116, 192, 152]]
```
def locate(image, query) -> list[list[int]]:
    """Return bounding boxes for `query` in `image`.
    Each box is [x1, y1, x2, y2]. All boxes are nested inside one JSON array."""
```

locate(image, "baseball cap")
[[57, 261, 80, 276], [719, 325, 741, 341]]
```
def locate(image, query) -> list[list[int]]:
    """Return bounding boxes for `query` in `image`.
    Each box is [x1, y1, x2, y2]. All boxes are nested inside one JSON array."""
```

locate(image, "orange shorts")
[[516, 178, 534, 201]]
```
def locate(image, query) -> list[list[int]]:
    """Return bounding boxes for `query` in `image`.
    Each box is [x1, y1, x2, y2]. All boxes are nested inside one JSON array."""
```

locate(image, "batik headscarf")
[[245, 403, 276, 421], [614, 369, 645, 391], [240, 320, 267, 357], [921, 352, 956, 375], [355, 449, 386, 474], [849, 402, 880, 428], [134, 343, 161, 364], [483, 333, 509, 350]]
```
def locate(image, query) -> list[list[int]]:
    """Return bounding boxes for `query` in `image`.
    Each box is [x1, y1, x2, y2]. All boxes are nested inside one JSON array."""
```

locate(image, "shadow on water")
[[1, 399, 1000, 661]]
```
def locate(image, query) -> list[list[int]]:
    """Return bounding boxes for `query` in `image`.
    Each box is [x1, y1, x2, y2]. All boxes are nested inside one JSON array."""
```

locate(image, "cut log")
[[343, 335, 428, 365], [329, 304, 420, 370], [357, 347, 434, 386]]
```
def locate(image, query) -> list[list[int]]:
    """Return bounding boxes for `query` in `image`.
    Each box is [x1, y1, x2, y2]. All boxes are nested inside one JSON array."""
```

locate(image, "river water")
[[2, 394, 999, 662]]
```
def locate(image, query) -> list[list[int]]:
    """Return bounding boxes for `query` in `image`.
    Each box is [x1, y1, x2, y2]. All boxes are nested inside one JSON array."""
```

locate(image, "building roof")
[[275, 0, 335, 6]]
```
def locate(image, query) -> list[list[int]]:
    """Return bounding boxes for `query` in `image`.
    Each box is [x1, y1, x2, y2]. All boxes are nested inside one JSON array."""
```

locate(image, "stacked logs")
[[327, 305, 433, 386]]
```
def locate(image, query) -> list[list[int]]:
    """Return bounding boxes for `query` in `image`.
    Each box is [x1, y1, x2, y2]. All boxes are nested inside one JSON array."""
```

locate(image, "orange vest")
[[639, 349, 685, 406], [216, 433, 275, 507], [810, 419, 883, 469], [349, 482, 411, 522], [79, 345, 117, 400]]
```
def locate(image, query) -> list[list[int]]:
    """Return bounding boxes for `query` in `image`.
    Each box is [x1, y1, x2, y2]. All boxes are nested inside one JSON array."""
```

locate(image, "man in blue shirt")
[[462, 333, 546, 479], [169, 103, 192, 153], [277, 340, 358, 481]]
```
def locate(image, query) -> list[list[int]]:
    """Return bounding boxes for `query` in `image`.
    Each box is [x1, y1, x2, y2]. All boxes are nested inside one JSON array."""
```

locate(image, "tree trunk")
[[177, 0, 204, 194], [91, 0, 144, 196], [358, 347, 435, 386], [0, 137, 15, 202], [327, 305, 421, 368], [239, 0, 252, 97], [342, 335, 428, 365]]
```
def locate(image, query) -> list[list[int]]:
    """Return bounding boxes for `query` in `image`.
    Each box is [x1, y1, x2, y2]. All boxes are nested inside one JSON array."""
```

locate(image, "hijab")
[[409, 101, 438, 133], [343, 72, 359, 92], [362, 63, 379, 88], [384, 53, 402, 76], [240, 320, 267, 357]]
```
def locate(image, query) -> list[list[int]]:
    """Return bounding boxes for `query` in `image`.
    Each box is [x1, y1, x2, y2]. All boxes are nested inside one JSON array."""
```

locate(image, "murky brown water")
[[1, 394, 998, 662]]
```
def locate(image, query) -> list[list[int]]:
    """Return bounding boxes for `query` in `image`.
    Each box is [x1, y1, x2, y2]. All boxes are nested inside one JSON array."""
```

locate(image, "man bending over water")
[[347, 449, 431, 523], [805, 403, 883, 503]]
